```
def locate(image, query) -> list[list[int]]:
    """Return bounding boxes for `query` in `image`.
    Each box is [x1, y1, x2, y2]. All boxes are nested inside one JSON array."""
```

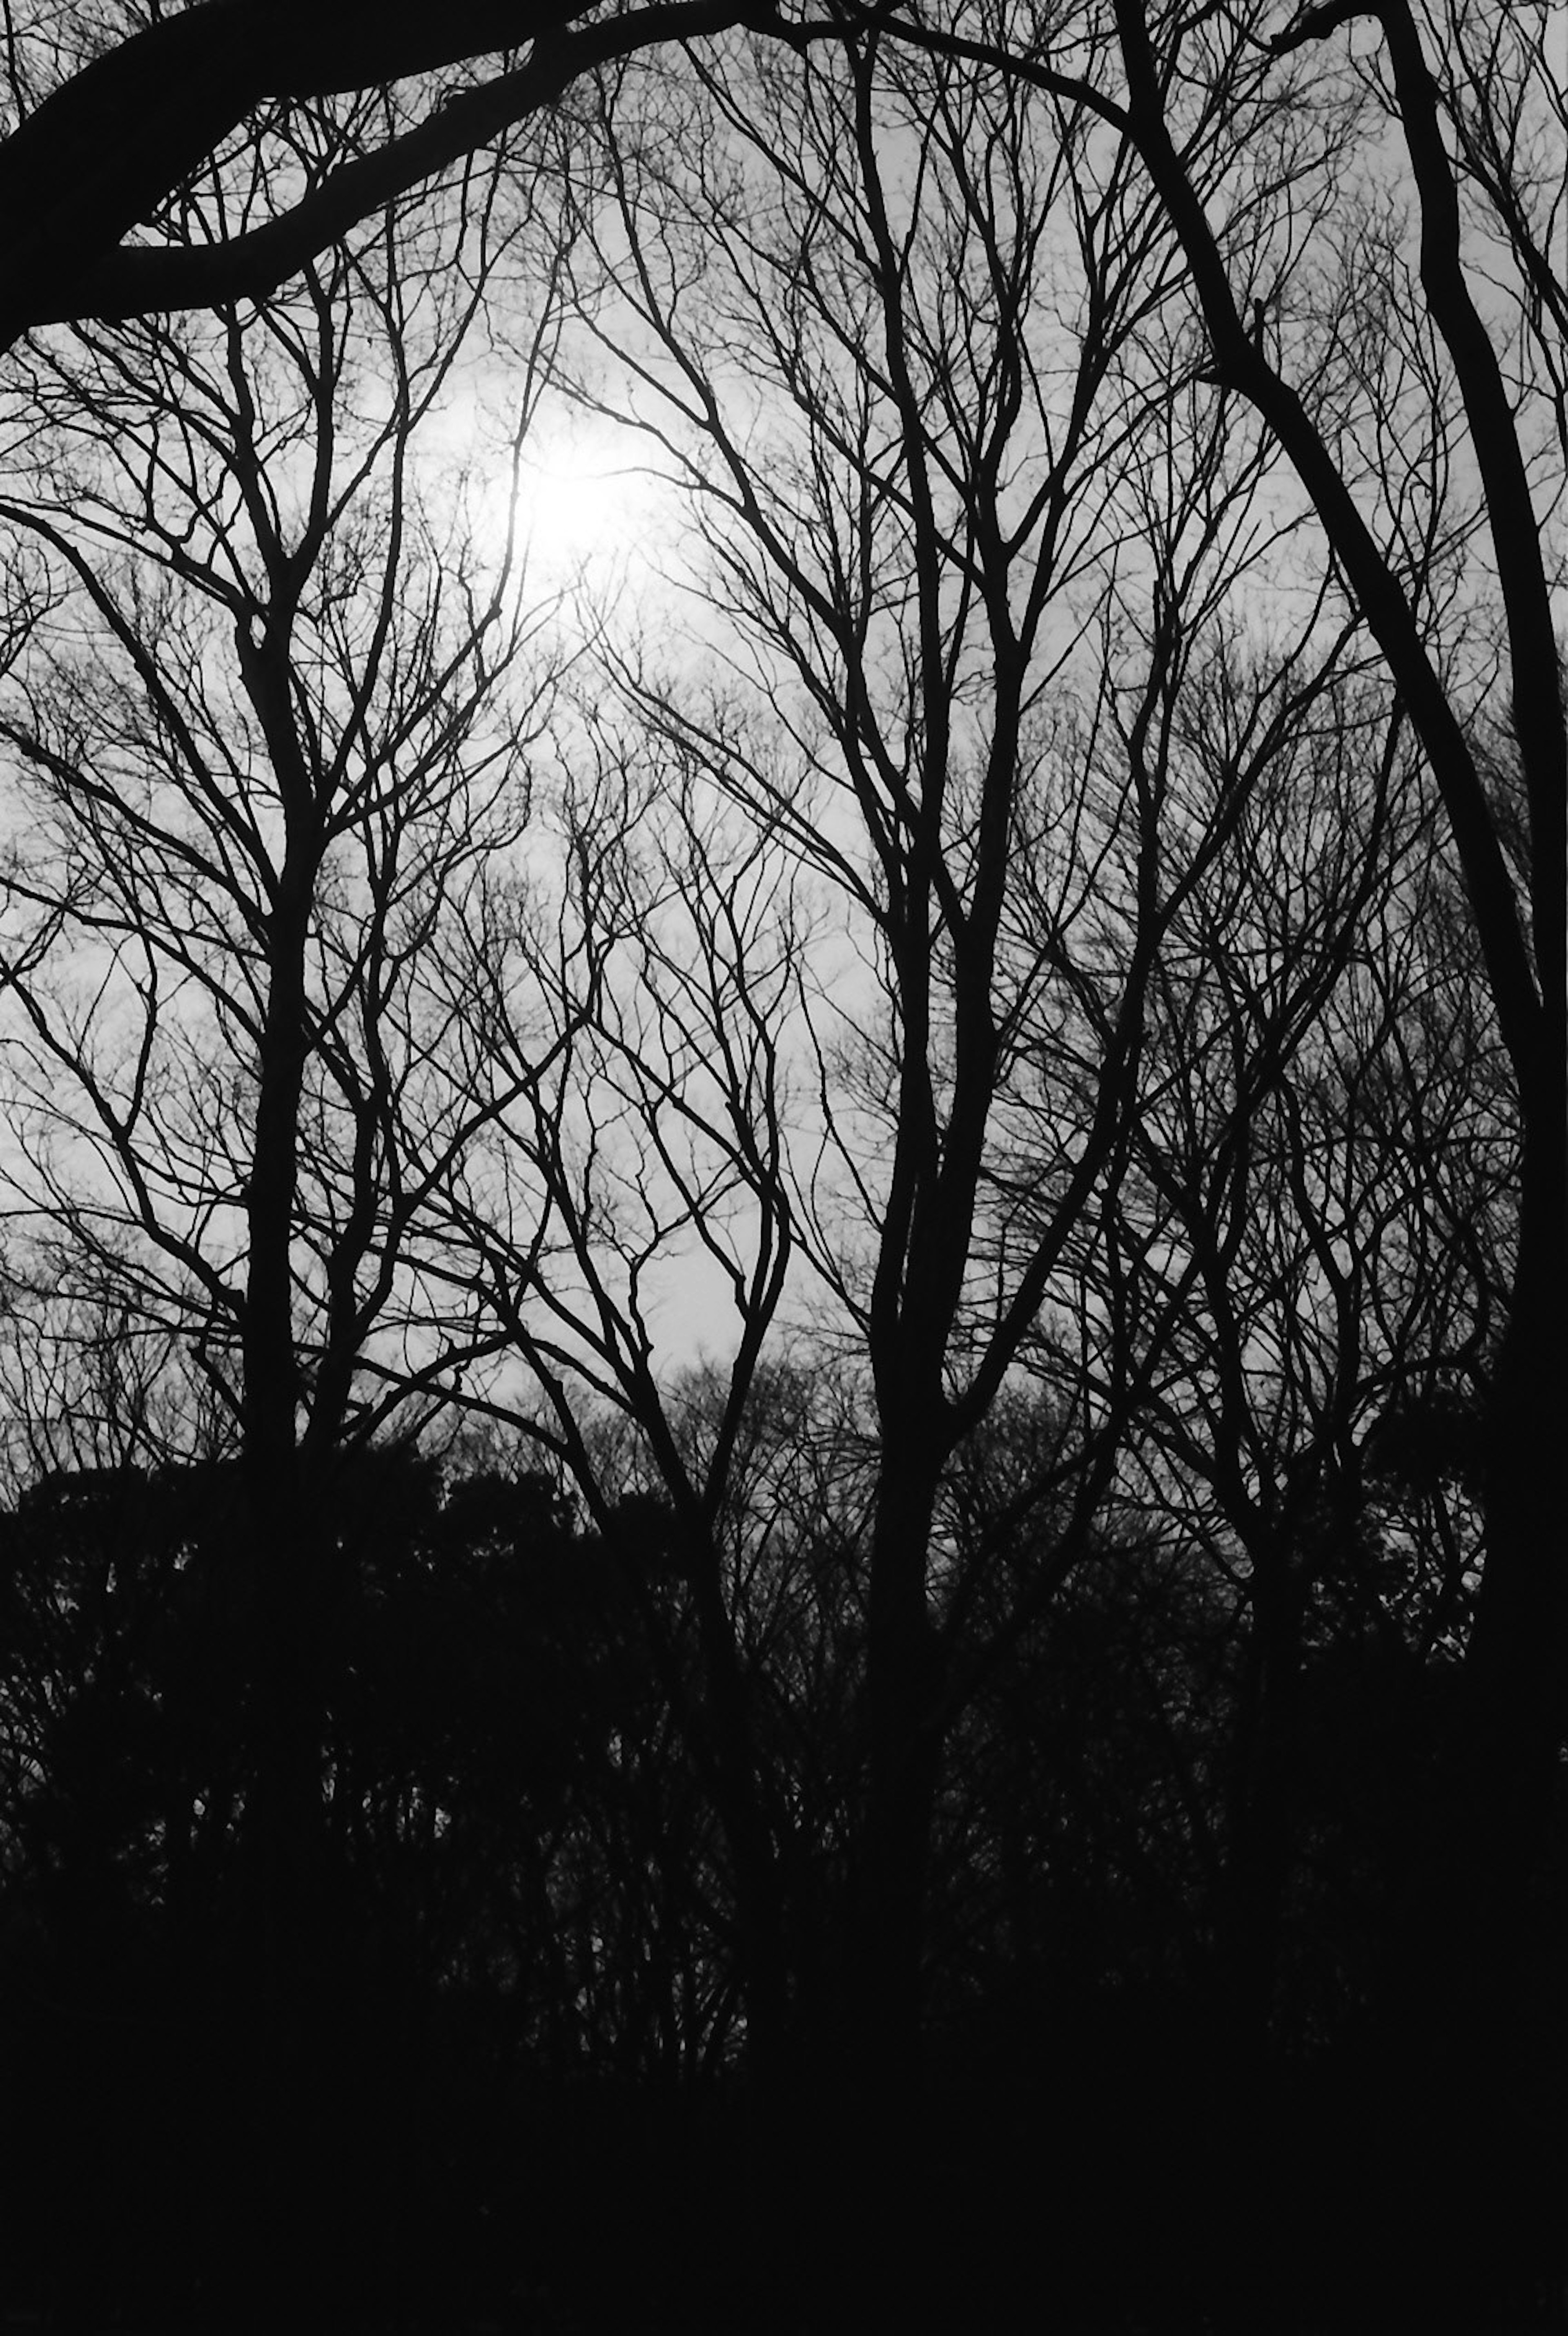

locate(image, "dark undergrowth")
[[0, 2030, 1561, 2336]]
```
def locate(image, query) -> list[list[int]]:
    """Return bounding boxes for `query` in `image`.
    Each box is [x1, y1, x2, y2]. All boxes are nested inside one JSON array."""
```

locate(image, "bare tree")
[[1083, 657, 1506, 2063], [0, 1, 1555, 2318], [0, 92, 567, 2322], [399, 696, 812, 2083], [0, 0, 773, 349], [869, 0, 1564, 1836], [504, 21, 1412, 2137], [1129, 0, 1563, 1847]]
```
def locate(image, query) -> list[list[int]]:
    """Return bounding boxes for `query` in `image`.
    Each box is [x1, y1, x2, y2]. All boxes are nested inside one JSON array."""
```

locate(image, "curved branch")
[[0, 0, 753, 344]]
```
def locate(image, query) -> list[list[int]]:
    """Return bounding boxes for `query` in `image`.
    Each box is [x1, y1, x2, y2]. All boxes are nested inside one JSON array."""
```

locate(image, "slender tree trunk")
[[1216, 1566, 1305, 2329], [1224, 1568, 1304, 2068], [657, 1529, 795, 2096]]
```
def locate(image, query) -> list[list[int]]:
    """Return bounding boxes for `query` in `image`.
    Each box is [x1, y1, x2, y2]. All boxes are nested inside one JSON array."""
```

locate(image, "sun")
[[517, 451, 621, 560], [403, 375, 671, 600], [501, 424, 662, 588]]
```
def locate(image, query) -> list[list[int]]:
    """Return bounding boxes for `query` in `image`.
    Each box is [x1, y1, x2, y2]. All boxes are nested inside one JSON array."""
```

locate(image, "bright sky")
[[417, 368, 679, 606]]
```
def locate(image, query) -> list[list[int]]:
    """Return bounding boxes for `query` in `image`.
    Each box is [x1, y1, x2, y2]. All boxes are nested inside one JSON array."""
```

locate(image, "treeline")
[[0, 1368, 1522, 2331]]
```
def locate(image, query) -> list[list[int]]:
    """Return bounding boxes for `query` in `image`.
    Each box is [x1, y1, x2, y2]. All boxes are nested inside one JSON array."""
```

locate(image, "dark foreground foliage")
[[0, 1451, 1560, 2334]]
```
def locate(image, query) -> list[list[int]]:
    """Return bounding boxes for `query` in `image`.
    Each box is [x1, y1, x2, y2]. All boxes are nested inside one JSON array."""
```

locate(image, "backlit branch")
[[0, 0, 758, 344]]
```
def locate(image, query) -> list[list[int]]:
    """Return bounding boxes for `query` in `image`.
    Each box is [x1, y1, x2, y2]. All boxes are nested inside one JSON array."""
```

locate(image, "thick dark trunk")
[[1211, 1567, 1307, 2329], [238, 1457, 341, 2332], [233, 799, 340, 2324], [853, 1450, 946, 2105]]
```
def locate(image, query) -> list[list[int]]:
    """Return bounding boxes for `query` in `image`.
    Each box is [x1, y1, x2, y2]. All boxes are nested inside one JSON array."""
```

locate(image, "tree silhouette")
[[0, 82, 571, 2327], [0, 3, 1561, 2329], [0, 0, 768, 345]]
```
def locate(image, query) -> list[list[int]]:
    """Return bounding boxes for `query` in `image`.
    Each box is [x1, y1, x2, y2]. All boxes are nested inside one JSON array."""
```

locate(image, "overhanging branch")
[[0, 0, 754, 344]]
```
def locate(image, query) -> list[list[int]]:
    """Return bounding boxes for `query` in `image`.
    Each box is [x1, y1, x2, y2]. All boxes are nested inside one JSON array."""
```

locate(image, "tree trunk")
[[651, 1526, 795, 2096], [1215, 1567, 1305, 2330], [854, 1444, 947, 2105], [1224, 1568, 1304, 2068], [236, 1456, 340, 2330]]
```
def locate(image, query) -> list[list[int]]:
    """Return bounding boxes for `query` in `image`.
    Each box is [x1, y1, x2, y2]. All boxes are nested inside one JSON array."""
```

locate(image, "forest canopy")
[[0, 4, 1562, 2331]]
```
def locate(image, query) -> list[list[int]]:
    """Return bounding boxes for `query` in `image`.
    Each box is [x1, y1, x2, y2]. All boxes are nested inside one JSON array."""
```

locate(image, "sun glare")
[[498, 427, 660, 588], [396, 375, 672, 601]]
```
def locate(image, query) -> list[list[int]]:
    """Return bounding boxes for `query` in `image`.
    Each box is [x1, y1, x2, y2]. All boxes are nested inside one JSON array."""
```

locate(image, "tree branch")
[[0, 0, 754, 344]]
